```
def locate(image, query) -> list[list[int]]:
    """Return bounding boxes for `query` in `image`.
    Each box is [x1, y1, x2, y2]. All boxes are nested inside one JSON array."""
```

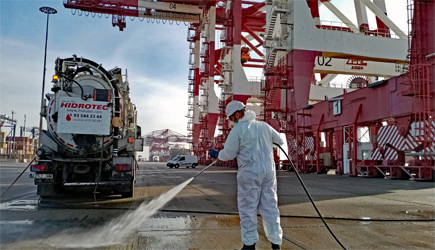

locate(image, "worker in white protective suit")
[[209, 100, 283, 250]]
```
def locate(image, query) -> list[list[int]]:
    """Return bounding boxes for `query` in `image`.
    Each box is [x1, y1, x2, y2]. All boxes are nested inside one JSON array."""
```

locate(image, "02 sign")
[[333, 100, 342, 115]]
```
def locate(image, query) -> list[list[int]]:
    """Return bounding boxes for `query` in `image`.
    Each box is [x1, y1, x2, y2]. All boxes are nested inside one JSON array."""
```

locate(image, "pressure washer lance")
[[193, 159, 218, 179], [274, 143, 347, 250]]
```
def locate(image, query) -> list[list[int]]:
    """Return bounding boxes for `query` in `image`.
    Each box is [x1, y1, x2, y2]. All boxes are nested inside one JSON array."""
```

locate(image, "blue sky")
[[1, 0, 190, 139], [0, 0, 408, 141]]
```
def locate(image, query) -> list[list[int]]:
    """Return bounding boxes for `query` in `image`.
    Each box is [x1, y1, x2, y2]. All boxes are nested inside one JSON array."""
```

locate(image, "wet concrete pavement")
[[1, 162, 434, 249]]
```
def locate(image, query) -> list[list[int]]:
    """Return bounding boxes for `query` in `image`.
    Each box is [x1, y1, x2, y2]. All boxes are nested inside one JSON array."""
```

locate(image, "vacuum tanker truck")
[[32, 55, 143, 198]]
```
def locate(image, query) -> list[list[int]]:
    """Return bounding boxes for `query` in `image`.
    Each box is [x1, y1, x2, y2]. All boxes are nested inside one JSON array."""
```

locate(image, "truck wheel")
[[191, 164, 196, 168], [175, 164, 180, 168]]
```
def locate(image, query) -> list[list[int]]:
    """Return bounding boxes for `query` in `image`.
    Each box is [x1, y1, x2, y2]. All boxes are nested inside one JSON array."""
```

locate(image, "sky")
[[0, 0, 408, 146], [0, 0, 190, 139]]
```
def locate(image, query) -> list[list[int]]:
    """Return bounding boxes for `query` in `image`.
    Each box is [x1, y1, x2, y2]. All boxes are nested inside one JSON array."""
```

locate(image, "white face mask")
[[228, 120, 236, 129], [228, 110, 242, 129]]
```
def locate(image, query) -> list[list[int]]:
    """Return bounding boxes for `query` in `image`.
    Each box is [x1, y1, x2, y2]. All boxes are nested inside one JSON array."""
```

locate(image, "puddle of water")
[[0, 200, 38, 211], [0, 220, 33, 225], [402, 210, 435, 219], [360, 216, 371, 225], [139, 215, 194, 237], [45, 177, 194, 248], [206, 215, 240, 228]]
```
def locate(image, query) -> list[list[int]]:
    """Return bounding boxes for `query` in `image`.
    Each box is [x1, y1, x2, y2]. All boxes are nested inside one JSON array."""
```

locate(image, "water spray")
[[44, 159, 219, 248], [193, 159, 218, 179]]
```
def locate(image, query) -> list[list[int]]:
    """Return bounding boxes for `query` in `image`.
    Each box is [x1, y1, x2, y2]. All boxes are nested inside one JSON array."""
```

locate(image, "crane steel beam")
[[137, 0, 202, 14], [314, 57, 403, 77], [241, 36, 264, 57], [354, 0, 369, 30], [290, 68, 418, 133], [288, 0, 408, 63], [242, 23, 264, 45], [373, 0, 391, 36], [64, 0, 202, 14], [318, 74, 338, 85], [242, 64, 264, 68], [320, 0, 361, 34], [0, 115, 17, 124], [359, 0, 407, 39]]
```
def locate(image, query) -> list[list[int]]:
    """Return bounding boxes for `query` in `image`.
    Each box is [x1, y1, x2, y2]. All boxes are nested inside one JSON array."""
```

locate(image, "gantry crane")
[[63, 0, 434, 180]]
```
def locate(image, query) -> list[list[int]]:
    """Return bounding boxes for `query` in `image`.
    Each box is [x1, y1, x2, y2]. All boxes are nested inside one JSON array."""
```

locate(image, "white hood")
[[239, 110, 256, 123]]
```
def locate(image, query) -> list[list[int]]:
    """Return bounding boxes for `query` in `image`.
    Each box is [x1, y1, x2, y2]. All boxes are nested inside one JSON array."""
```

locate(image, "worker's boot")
[[271, 243, 280, 250], [240, 243, 256, 249]]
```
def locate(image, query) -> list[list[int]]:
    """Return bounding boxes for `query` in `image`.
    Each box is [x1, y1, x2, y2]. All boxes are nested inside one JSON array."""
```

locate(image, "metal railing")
[[247, 76, 263, 83], [318, 20, 404, 39], [315, 81, 349, 89]]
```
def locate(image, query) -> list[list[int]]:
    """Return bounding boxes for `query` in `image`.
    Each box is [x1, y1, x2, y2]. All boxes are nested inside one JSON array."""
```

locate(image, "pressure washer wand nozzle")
[[193, 160, 218, 179]]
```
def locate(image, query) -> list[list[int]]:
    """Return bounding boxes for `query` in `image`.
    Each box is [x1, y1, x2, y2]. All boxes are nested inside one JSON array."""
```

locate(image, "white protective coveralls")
[[218, 110, 284, 246]]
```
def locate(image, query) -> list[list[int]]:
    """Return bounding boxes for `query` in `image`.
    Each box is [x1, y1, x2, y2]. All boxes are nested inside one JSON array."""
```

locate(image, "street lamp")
[[11, 111, 16, 157], [38, 6, 57, 148]]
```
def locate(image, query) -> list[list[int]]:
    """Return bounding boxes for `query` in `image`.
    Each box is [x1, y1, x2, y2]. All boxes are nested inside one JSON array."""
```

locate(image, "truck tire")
[[191, 164, 196, 168], [175, 164, 180, 168]]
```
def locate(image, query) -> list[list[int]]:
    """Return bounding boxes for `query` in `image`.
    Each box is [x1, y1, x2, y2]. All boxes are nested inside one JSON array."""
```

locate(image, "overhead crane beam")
[[314, 57, 403, 77], [359, 0, 408, 39], [354, 0, 369, 30], [242, 23, 264, 45], [320, 0, 361, 34], [65, 0, 202, 14], [295, 76, 415, 132], [136, 0, 202, 14], [63, 0, 202, 30]]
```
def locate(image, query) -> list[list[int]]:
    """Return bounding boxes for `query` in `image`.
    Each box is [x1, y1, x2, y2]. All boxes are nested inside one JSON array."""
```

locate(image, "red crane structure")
[[63, 0, 267, 166], [64, 0, 434, 180], [144, 129, 188, 162], [263, 0, 434, 180]]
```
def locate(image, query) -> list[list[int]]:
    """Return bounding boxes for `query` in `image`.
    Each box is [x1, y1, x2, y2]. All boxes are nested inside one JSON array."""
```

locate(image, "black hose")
[[60, 74, 87, 101], [93, 135, 105, 201], [274, 143, 347, 250], [0, 157, 36, 199], [55, 57, 120, 118], [33, 204, 435, 222]]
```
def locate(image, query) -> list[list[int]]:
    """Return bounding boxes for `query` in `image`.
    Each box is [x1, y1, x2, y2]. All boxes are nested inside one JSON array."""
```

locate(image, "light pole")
[[38, 6, 57, 148], [10, 111, 16, 159]]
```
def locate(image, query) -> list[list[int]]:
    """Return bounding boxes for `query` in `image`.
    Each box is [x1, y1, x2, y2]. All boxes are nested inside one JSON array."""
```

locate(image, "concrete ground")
[[1, 162, 434, 249]]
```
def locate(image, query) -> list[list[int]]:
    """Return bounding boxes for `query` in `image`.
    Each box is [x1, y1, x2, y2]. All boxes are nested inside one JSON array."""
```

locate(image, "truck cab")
[[167, 155, 198, 168]]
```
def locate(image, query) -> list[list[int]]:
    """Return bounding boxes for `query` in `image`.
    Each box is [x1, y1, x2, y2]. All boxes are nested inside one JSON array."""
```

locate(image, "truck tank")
[[32, 55, 143, 198]]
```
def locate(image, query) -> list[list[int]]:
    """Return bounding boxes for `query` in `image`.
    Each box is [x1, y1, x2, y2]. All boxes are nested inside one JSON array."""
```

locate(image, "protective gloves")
[[209, 149, 219, 159]]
